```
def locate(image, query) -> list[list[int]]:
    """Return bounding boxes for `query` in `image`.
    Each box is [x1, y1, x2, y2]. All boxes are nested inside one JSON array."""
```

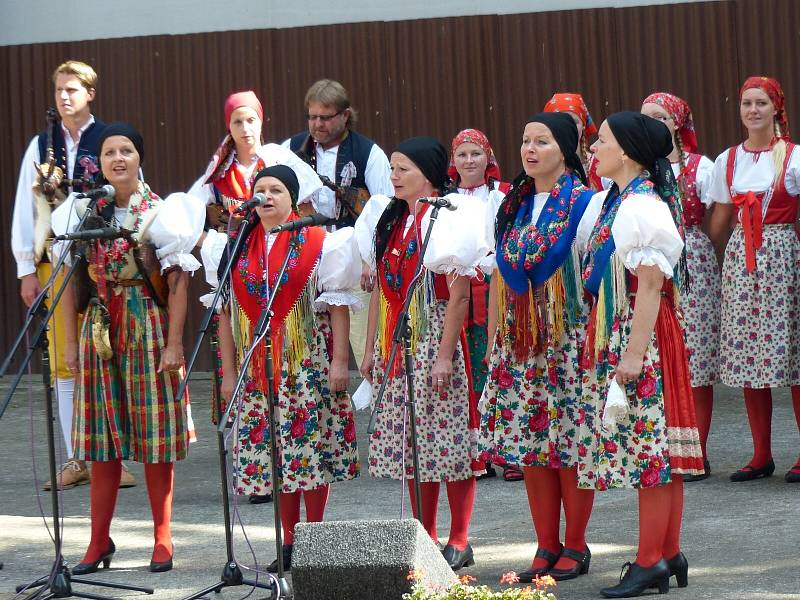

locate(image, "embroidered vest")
[[37, 119, 106, 193]]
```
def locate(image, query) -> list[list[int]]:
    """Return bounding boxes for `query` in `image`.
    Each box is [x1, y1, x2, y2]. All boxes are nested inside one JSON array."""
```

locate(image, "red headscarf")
[[223, 90, 264, 129], [448, 128, 502, 185], [543, 93, 598, 140], [740, 76, 790, 140], [642, 92, 698, 154]]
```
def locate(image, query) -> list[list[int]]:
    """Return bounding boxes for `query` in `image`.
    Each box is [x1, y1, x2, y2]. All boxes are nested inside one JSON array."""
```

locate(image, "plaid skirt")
[[72, 283, 191, 463]]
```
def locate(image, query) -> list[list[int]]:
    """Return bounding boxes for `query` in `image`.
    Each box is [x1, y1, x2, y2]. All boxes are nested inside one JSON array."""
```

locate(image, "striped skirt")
[[72, 284, 191, 463]]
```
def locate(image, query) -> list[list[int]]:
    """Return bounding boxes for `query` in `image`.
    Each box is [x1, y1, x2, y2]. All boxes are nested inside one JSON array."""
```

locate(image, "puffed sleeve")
[[611, 194, 683, 278], [423, 193, 491, 277], [145, 193, 205, 273], [314, 227, 363, 312], [256, 143, 323, 205], [575, 190, 607, 257], [707, 149, 733, 205], [199, 228, 227, 288], [786, 144, 800, 196], [354, 194, 391, 270], [695, 155, 716, 207]]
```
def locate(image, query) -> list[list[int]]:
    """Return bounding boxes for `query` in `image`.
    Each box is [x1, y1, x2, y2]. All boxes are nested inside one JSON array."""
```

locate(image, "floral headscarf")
[[642, 92, 698, 154], [447, 128, 502, 185]]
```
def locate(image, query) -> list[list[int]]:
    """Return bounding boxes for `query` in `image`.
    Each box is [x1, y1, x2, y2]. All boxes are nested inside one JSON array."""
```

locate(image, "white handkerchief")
[[602, 379, 629, 427], [351, 379, 373, 411]]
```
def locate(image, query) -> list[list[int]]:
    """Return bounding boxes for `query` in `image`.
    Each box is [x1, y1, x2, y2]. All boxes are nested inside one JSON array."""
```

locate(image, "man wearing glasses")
[[284, 79, 393, 228]]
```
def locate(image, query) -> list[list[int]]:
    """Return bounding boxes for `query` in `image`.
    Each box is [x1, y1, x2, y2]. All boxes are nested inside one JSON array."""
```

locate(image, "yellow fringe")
[[378, 282, 427, 368], [593, 255, 629, 357]]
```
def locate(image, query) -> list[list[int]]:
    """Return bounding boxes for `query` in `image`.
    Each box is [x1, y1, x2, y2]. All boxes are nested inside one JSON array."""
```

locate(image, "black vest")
[[289, 129, 375, 227], [37, 119, 106, 193]]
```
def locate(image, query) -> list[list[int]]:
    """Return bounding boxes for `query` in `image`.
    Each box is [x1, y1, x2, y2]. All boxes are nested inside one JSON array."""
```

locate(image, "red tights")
[[278, 484, 330, 546], [407, 477, 476, 550], [635, 477, 684, 567], [82, 461, 175, 564], [522, 466, 595, 571], [692, 385, 714, 461]]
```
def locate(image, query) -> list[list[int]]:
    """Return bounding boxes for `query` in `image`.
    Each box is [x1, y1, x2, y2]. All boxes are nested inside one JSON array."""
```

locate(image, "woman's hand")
[[220, 373, 235, 403], [65, 341, 80, 376], [360, 262, 376, 292], [329, 358, 350, 393], [360, 352, 375, 384], [431, 357, 454, 394], [158, 343, 184, 374], [614, 350, 644, 385]]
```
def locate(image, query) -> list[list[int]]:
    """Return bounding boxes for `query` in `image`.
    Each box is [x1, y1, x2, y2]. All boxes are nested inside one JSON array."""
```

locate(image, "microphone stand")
[[182, 229, 298, 600], [367, 204, 443, 522], [1, 234, 154, 599]]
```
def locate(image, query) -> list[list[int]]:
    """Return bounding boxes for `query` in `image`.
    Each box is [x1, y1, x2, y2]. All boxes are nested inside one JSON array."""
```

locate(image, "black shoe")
[[600, 560, 669, 598], [549, 546, 591, 581], [441, 543, 474, 571], [72, 539, 115, 575], [785, 464, 800, 483], [684, 459, 710, 482], [149, 557, 173, 573], [268, 545, 292, 573], [477, 465, 497, 481], [248, 494, 273, 504], [665, 552, 688, 588], [518, 546, 561, 583], [730, 459, 775, 482]]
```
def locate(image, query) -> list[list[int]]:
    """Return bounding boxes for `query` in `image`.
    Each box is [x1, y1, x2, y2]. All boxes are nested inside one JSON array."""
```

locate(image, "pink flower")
[[249, 423, 264, 444], [344, 419, 356, 443], [244, 463, 257, 476], [500, 408, 514, 421], [500, 571, 520, 585], [530, 411, 549, 432], [636, 375, 656, 398], [578, 444, 587, 457], [525, 367, 536, 380], [604, 440, 618, 454], [634, 419, 646, 434], [289, 458, 301, 471], [498, 369, 514, 389], [641, 467, 660, 487]]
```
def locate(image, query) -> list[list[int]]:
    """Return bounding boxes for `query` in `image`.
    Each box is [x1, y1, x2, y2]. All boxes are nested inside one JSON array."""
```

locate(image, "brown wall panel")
[[2, 0, 798, 373]]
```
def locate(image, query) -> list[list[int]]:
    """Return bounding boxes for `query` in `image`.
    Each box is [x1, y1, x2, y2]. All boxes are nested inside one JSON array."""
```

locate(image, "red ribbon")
[[732, 191, 763, 273]]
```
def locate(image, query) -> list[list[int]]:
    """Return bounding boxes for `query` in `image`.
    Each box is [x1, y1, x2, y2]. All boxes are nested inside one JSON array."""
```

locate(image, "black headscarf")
[[393, 137, 449, 192], [526, 112, 587, 184], [253, 164, 300, 206], [495, 113, 588, 247], [98, 122, 145, 164], [374, 136, 449, 263]]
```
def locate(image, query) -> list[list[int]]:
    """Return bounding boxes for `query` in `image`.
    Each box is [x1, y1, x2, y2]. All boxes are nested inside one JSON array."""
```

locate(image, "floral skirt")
[[231, 314, 360, 496], [578, 294, 704, 490], [478, 322, 588, 469], [682, 226, 721, 387], [368, 302, 477, 482], [73, 285, 191, 463], [719, 225, 800, 388]]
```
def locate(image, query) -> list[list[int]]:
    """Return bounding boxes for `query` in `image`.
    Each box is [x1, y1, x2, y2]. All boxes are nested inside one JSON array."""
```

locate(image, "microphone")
[[55, 227, 129, 241], [233, 192, 268, 214], [418, 196, 459, 211], [270, 213, 335, 234], [76, 184, 116, 200]]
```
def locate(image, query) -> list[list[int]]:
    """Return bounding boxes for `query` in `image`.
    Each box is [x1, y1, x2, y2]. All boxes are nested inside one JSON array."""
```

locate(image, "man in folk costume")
[[10, 60, 135, 490], [283, 79, 394, 369]]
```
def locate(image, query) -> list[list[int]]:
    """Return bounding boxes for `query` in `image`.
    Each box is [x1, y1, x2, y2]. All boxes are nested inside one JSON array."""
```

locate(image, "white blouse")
[[51, 191, 204, 274], [708, 144, 800, 204], [199, 226, 362, 311], [353, 194, 392, 270], [577, 190, 684, 278], [188, 142, 323, 207], [676, 156, 715, 207]]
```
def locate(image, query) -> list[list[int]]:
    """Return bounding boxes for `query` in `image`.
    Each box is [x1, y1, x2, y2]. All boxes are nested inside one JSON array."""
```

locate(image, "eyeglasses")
[[306, 110, 343, 123]]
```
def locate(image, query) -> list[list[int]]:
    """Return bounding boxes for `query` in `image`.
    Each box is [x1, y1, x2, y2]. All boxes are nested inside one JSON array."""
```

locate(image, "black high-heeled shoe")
[[665, 552, 688, 587], [518, 546, 561, 583], [441, 543, 475, 571], [549, 546, 591, 581], [72, 539, 116, 575], [268, 545, 293, 573], [730, 459, 775, 482], [600, 560, 669, 598]]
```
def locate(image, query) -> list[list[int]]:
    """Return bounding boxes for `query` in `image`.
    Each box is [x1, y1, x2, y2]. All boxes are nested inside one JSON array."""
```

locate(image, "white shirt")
[[673, 156, 715, 207], [281, 135, 394, 218], [11, 115, 96, 278], [708, 144, 800, 205]]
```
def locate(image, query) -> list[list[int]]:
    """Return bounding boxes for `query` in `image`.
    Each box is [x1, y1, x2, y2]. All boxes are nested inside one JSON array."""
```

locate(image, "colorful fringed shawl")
[[581, 177, 683, 364], [231, 216, 326, 393], [494, 172, 592, 363]]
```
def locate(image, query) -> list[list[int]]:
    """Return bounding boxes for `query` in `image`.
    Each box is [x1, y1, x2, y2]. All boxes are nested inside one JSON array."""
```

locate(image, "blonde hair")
[[52, 61, 97, 91], [304, 79, 358, 127]]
